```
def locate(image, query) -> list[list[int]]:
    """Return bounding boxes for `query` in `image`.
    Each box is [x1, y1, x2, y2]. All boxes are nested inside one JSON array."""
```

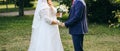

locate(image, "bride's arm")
[[39, 8, 58, 25]]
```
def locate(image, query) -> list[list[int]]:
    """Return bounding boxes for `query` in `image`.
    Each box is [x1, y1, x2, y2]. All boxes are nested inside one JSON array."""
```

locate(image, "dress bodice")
[[38, 6, 58, 25], [49, 6, 57, 19]]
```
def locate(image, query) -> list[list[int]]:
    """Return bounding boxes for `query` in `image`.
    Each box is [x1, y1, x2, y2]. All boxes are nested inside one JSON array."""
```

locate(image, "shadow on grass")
[[0, 7, 35, 13], [0, 15, 33, 30]]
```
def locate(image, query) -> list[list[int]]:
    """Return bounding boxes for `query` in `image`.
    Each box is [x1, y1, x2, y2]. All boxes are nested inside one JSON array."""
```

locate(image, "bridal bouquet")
[[56, 5, 64, 18], [56, 5, 68, 18]]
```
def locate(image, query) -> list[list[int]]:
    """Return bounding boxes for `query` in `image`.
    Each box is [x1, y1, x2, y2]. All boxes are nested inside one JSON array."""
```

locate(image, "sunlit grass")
[[0, 4, 15, 9], [84, 24, 120, 51]]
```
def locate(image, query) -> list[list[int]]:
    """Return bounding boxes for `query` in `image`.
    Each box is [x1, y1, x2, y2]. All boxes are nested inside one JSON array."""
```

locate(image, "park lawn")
[[0, 15, 120, 51]]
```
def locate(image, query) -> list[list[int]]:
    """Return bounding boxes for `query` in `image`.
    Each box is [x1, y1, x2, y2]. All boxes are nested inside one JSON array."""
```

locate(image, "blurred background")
[[0, 0, 120, 51]]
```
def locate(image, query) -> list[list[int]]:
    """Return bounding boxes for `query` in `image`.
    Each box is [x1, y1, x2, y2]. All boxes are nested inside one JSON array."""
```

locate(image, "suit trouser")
[[71, 34, 84, 51]]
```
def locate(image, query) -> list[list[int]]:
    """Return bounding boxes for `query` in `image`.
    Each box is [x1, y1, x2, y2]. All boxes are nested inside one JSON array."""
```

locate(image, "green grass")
[[0, 16, 120, 51], [0, 7, 35, 13]]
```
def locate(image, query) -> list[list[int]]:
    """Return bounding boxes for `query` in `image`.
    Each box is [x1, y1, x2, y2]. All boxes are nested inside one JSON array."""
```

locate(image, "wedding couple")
[[28, 0, 88, 51]]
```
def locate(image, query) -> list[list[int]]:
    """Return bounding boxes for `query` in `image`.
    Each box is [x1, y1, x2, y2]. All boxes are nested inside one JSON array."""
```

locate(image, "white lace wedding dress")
[[28, 5, 64, 51]]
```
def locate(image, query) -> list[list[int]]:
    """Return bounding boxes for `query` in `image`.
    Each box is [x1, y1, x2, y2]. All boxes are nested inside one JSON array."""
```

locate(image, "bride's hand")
[[51, 21, 58, 25], [51, 20, 61, 25], [51, 20, 63, 25]]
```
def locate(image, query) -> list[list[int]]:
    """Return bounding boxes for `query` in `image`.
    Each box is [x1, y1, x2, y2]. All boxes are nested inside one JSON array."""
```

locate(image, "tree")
[[61, 0, 120, 23], [18, 0, 24, 16], [16, 0, 34, 16], [16, 0, 33, 7], [87, 0, 120, 23], [23, 0, 33, 7], [60, 0, 72, 7]]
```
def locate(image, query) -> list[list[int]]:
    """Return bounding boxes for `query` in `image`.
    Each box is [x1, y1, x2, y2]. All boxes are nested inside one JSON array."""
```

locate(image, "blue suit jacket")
[[65, 0, 88, 35]]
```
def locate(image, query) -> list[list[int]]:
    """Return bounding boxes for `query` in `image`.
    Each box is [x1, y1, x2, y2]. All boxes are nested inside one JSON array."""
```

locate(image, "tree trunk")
[[18, 0, 24, 16], [5, 0, 8, 12]]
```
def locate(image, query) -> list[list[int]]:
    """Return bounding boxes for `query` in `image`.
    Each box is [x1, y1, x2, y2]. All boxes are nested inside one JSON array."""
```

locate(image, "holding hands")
[[59, 22, 65, 27], [57, 21, 65, 27], [51, 20, 65, 27]]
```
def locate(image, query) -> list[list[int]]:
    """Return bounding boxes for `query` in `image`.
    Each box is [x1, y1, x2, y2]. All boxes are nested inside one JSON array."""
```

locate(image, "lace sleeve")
[[39, 8, 52, 24]]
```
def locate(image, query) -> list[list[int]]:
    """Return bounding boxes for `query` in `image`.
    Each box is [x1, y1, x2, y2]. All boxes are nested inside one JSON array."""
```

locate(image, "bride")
[[28, 0, 64, 51]]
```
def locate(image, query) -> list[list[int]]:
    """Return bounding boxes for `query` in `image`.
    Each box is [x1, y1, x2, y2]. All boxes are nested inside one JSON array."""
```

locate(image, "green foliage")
[[87, 0, 120, 23], [60, 0, 72, 7], [114, 0, 120, 4], [16, 0, 34, 7], [61, 0, 120, 23]]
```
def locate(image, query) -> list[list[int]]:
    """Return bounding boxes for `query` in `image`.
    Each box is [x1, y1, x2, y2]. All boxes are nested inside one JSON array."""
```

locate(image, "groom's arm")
[[65, 1, 84, 27]]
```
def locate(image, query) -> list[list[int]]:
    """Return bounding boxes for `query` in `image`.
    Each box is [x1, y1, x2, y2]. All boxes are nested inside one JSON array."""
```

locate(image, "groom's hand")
[[60, 23, 65, 27]]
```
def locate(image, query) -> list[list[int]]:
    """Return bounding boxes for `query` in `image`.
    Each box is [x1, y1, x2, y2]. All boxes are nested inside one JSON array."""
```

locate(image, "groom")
[[61, 0, 88, 51]]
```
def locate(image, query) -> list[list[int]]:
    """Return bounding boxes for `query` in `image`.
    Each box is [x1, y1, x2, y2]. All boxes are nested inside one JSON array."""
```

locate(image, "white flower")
[[56, 5, 68, 13]]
